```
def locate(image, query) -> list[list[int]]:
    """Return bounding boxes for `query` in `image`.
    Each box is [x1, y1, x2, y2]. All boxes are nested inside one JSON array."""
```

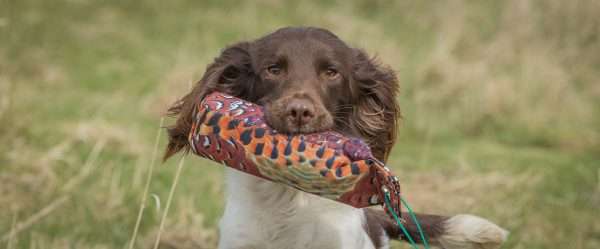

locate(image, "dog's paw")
[[438, 214, 508, 249]]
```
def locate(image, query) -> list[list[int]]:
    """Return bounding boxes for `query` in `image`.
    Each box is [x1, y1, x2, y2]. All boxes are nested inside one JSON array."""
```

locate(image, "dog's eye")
[[266, 65, 282, 76], [324, 68, 339, 79]]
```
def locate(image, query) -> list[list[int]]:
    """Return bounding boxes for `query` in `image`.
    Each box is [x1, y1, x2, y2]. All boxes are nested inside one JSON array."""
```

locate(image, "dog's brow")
[[315, 56, 341, 68], [260, 54, 286, 66]]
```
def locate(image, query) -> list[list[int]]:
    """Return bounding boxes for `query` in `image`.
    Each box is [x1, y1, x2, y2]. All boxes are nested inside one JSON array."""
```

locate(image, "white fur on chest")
[[218, 168, 384, 249]]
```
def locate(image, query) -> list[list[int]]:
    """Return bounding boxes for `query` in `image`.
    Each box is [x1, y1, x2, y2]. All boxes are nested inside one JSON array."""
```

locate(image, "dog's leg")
[[364, 209, 508, 249]]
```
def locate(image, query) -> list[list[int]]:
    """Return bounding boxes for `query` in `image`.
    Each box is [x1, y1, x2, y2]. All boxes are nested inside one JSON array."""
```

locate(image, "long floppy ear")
[[163, 42, 254, 160], [350, 49, 400, 162]]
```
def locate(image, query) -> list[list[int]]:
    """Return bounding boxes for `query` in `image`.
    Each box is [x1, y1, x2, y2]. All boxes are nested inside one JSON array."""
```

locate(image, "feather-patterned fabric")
[[188, 92, 401, 217]]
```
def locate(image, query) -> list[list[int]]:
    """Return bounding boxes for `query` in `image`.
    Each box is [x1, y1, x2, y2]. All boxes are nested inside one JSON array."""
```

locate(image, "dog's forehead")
[[254, 37, 350, 66], [256, 36, 330, 54], [252, 28, 347, 55], [280, 39, 334, 57]]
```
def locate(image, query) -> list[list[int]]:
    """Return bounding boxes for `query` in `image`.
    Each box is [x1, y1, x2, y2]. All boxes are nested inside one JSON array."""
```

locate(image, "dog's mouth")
[[263, 105, 334, 135]]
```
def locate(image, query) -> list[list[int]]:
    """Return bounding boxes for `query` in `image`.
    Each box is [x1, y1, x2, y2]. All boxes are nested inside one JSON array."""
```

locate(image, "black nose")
[[286, 98, 315, 126]]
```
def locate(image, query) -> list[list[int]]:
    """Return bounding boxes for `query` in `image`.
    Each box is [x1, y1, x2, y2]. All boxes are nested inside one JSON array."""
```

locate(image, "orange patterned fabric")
[[188, 92, 401, 217]]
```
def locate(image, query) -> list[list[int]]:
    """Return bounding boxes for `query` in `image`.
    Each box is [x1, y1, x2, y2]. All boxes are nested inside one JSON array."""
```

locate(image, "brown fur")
[[364, 209, 447, 246]]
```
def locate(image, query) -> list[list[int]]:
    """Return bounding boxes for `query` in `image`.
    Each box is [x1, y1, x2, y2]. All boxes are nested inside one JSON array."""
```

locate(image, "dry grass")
[[409, 0, 599, 149], [1, 0, 598, 248]]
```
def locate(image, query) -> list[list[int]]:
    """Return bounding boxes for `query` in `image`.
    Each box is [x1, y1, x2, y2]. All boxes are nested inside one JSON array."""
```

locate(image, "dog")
[[164, 27, 508, 249]]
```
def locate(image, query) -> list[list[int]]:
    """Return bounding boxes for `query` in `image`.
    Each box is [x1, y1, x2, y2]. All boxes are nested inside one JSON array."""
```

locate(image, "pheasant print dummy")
[[188, 92, 402, 218]]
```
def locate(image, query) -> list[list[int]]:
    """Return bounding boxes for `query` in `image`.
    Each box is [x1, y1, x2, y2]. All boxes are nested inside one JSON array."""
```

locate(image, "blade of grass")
[[127, 117, 164, 249], [153, 155, 186, 249]]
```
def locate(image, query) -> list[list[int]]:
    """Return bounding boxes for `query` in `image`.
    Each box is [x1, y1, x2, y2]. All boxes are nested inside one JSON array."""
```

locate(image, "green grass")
[[1, 0, 599, 248]]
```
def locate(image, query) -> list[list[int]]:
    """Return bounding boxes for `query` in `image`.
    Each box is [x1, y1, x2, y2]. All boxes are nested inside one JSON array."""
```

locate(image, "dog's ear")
[[164, 42, 254, 160], [350, 49, 400, 162], [202, 42, 256, 98]]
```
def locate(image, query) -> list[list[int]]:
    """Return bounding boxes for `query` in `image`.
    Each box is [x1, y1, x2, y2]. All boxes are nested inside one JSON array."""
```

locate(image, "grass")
[[1, 0, 599, 248]]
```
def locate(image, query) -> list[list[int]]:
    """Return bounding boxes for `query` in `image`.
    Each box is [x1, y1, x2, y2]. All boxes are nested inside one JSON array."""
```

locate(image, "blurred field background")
[[1, 0, 599, 248]]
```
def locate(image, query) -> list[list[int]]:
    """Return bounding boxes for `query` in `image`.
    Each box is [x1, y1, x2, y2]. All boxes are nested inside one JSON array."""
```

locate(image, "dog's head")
[[165, 27, 399, 161]]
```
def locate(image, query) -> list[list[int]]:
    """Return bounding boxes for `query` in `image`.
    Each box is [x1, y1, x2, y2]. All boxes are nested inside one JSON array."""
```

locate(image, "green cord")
[[383, 192, 418, 249], [383, 191, 430, 249], [401, 196, 430, 249]]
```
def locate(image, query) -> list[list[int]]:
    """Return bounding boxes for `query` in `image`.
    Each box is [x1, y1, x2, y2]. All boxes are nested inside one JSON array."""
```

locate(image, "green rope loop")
[[383, 191, 430, 249], [401, 196, 430, 249]]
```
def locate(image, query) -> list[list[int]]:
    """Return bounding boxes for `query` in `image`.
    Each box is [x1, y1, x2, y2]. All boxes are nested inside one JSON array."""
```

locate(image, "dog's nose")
[[286, 98, 315, 126]]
